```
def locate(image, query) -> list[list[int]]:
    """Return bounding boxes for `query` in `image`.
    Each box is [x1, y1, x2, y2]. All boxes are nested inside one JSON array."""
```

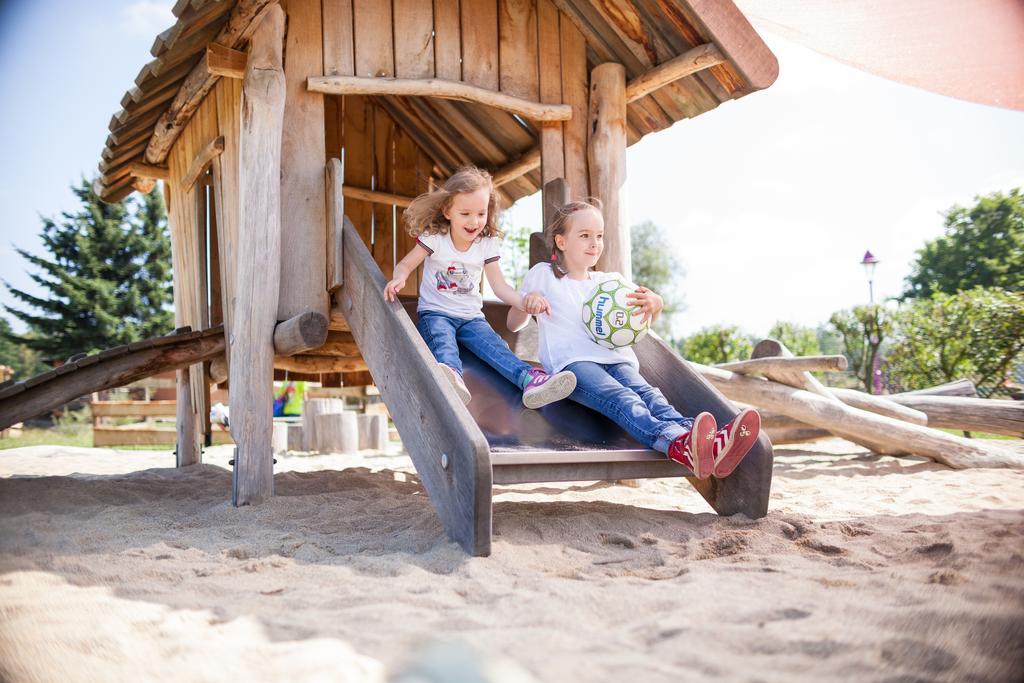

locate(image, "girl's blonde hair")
[[403, 166, 504, 240], [545, 198, 603, 279]]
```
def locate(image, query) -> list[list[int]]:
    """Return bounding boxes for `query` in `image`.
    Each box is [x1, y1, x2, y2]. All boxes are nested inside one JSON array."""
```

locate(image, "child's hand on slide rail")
[[383, 278, 406, 302], [523, 292, 551, 316], [627, 287, 663, 325]]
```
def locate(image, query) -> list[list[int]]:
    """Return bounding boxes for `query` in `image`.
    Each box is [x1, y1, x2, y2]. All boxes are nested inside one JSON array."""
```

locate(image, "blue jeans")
[[566, 361, 694, 453], [417, 311, 533, 389]]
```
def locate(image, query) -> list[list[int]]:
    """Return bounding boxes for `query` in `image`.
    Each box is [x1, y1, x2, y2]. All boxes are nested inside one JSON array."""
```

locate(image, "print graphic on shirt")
[[435, 263, 475, 295]]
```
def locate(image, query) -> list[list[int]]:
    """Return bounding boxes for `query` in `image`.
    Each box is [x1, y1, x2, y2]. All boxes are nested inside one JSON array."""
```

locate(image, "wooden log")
[[560, 15, 589, 199], [625, 43, 726, 102], [206, 43, 247, 79], [751, 339, 838, 401], [129, 162, 170, 180], [766, 427, 833, 444], [303, 398, 343, 451], [273, 355, 368, 374], [132, 177, 158, 194], [175, 367, 199, 466], [272, 311, 329, 357], [342, 185, 414, 207], [880, 395, 1024, 438], [307, 76, 572, 122], [537, 0, 564, 186], [279, 0, 329, 322], [180, 136, 225, 191], [718, 355, 849, 374], [897, 379, 978, 398], [271, 421, 288, 454], [316, 410, 358, 453], [326, 157, 345, 292], [209, 354, 228, 384], [357, 413, 388, 450], [588, 62, 629, 280], [686, 0, 779, 92], [338, 214, 493, 555], [145, 0, 278, 164], [316, 330, 359, 356], [286, 423, 304, 451], [230, 5, 286, 507], [492, 148, 540, 188], [827, 387, 928, 426], [693, 363, 1023, 469]]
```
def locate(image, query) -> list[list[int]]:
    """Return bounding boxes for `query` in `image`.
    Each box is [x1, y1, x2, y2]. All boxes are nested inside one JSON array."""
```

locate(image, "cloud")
[[119, 1, 175, 39]]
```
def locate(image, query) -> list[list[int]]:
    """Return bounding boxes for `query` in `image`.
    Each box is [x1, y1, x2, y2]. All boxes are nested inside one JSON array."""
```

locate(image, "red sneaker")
[[712, 409, 760, 478], [667, 411, 716, 479]]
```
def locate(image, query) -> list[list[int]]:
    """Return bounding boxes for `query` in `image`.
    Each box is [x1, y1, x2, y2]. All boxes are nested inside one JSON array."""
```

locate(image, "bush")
[[885, 287, 1024, 396], [678, 325, 753, 365]]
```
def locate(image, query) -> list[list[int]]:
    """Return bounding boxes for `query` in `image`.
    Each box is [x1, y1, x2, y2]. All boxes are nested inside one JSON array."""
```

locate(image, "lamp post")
[[860, 250, 879, 305], [860, 250, 881, 393]]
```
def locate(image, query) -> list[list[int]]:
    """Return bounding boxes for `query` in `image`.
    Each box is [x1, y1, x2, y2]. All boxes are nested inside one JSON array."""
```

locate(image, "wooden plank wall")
[[320, 0, 591, 272]]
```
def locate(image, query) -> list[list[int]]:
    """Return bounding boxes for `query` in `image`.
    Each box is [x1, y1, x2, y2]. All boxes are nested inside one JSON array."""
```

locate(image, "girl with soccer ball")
[[507, 199, 761, 480]]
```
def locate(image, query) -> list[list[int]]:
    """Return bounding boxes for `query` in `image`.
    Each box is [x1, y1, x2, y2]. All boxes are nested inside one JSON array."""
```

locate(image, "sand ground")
[[1, 438, 1022, 682]]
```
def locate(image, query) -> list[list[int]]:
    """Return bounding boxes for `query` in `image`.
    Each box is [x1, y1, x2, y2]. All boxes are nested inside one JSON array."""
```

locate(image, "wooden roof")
[[95, 0, 777, 203]]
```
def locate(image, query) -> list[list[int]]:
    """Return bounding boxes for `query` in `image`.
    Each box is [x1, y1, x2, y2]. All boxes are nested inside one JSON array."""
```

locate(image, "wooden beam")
[[273, 311, 329, 357], [492, 147, 540, 187], [686, 0, 779, 92], [717, 355, 849, 375], [145, 0, 279, 164], [625, 43, 726, 103], [307, 76, 573, 122], [589, 62, 629, 279], [326, 157, 344, 292], [341, 185, 414, 208], [180, 135, 225, 190], [176, 367, 199, 465], [860, 393, 1024, 438], [230, 5, 286, 507], [129, 162, 170, 180], [206, 43, 247, 79], [273, 354, 368, 374], [132, 177, 158, 194]]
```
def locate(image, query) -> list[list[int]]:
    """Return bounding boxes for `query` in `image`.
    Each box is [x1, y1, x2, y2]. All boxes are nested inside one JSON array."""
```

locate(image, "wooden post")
[[278, 0, 329, 322], [588, 63, 630, 280], [175, 368, 199, 465], [230, 5, 286, 506], [273, 311, 329, 356]]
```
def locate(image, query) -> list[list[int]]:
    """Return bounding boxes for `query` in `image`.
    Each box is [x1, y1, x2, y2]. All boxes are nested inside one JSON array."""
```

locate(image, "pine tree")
[[3, 178, 174, 360]]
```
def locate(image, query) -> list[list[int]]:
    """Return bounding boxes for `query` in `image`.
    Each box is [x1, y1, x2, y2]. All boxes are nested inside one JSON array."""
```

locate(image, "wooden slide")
[[339, 218, 773, 556]]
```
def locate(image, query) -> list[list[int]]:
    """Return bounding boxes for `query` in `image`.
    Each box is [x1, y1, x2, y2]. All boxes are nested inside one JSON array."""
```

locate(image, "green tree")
[[885, 288, 1024, 396], [499, 218, 532, 285], [767, 321, 821, 357], [679, 325, 753, 365], [0, 318, 48, 381], [829, 305, 894, 393], [3, 179, 174, 360], [631, 220, 685, 338], [902, 188, 1024, 299]]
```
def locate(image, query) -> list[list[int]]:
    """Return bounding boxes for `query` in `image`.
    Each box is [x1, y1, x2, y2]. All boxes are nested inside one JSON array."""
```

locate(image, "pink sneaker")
[[667, 412, 716, 479], [439, 363, 471, 404], [522, 368, 576, 409], [712, 408, 760, 478]]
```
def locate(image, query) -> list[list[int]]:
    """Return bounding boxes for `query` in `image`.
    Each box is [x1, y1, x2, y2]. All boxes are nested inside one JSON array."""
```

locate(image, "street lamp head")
[[860, 250, 879, 281]]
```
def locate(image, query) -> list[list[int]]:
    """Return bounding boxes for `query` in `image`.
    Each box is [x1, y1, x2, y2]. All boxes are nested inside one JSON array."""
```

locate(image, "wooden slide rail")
[[0, 326, 226, 431]]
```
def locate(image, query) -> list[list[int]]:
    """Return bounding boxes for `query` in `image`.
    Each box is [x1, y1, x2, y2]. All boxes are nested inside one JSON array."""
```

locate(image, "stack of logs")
[[694, 339, 1023, 469], [297, 398, 388, 454]]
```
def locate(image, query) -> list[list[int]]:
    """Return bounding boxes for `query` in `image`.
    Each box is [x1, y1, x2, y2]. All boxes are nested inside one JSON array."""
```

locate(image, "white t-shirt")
[[519, 263, 639, 373], [416, 232, 501, 319]]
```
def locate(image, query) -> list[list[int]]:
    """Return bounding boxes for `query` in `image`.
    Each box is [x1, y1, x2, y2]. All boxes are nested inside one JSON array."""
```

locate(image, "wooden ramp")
[[340, 219, 773, 556], [0, 327, 225, 432]]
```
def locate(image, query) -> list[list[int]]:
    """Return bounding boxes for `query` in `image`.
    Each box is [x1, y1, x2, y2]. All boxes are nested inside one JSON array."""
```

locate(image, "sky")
[[2, 1, 1023, 339]]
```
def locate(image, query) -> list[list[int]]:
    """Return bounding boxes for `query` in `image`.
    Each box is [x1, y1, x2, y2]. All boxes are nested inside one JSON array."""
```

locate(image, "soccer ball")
[[582, 278, 650, 349]]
